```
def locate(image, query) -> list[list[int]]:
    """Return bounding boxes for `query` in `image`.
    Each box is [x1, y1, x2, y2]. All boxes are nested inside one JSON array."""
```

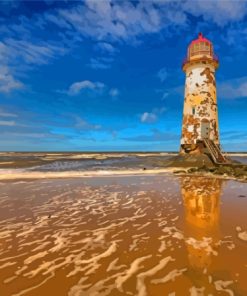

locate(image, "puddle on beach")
[[0, 174, 246, 295]]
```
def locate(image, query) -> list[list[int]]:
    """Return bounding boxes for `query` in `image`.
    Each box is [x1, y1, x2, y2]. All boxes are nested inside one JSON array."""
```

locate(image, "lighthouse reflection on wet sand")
[[180, 33, 220, 154]]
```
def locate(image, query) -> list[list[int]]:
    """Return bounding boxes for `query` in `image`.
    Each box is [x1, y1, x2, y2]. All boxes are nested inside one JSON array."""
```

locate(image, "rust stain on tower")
[[180, 33, 227, 164]]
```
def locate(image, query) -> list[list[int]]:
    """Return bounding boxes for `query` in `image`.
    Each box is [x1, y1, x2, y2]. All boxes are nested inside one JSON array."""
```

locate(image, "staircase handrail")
[[204, 139, 218, 163], [203, 139, 227, 164]]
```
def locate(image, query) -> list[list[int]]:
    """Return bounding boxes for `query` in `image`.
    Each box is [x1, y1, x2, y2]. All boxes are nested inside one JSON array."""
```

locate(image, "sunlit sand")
[[0, 173, 246, 295]]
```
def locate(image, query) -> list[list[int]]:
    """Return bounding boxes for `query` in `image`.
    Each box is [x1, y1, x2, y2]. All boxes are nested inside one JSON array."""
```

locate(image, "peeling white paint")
[[181, 60, 220, 149]]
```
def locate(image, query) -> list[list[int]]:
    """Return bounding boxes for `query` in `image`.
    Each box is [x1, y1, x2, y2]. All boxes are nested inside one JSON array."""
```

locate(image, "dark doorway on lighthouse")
[[201, 119, 210, 139]]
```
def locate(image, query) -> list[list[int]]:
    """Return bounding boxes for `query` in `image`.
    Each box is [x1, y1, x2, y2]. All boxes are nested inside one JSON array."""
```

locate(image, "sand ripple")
[[0, 175, 246, 295]]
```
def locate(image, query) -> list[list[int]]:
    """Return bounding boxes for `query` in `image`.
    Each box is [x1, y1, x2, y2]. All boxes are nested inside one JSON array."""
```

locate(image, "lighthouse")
[[180, 33, 227, 164]]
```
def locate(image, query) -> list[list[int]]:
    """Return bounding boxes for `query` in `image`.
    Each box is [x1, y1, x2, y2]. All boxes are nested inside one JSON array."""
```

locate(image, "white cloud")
[[152, 107, 166, 115], [53, 1, 187, 43], [157, 67, 168, 82], [74, 116, 101, 130], [140, 106, 166, 124], [220, 23, 247, 52], [95, 42, 117, 54], [3, 38, 66, 65], [1, 132, 49, 138], [123, 128, 179, 142], [0, 109, 17, 118], [183, 0, 247, 26], [66, 80, 119, 98], [141, 112, 157, 124], [0, 120, 16, 126], [109, 88, 119, 97], [49, 0, 247, 46], [0, 66, 24, 93], [162, 92, 169, 101], [88, 57, 113, 69], [160, 84, 183, 99], [0, 38, 66, 93], [218, 76, 247, 99], [1, 0, 247, 95], [67, 80, 105, 96]]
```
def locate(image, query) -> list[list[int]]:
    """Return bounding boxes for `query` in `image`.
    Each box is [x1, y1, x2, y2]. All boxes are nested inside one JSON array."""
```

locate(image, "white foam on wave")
[[0, 168, 176, 180], [158, 241, 167, 253], [0, 261, 16, 270], [0, 229, 14, 239], [136, 256, 174, 296], [136, 222, 151, 231], [162, 226, 184, 240], [214, 280, 234, 296], [67, 242, 117, 277], [24, 251, 48, 265], [189, 286, 205, 296], [186, 237, 218, 256], [24, 261, 54, 278], [151, 268, 187, 284], [1, 176, 242, 295], [116, 255, 152, 291], [106, 258, 126, 272], [68, 271, 123, 296], [12, 272, 55, 296], [236, 226, 247, 241]]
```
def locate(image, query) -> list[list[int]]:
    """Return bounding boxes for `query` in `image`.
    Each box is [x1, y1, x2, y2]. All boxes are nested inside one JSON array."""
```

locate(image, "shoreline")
[[0, 168, 176, 181], [0, 152, 246, 182], [0, 152, 246, 169], [0, 167, 246, 183]]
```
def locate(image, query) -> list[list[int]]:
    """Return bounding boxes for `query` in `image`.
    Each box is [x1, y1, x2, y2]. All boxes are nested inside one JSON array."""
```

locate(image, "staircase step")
[[203, 139, 226, 164]]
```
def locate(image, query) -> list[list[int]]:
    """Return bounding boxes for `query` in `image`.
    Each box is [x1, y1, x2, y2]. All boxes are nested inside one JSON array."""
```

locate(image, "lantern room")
[[182, 32, 219, 71], [188, 32, 212, 59]]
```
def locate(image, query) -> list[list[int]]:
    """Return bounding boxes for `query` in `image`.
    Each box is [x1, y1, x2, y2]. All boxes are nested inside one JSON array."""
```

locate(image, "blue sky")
[[0, 0, 247, 151]]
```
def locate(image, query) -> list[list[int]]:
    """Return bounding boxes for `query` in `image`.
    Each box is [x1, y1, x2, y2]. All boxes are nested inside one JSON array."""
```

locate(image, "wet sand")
[[0, 174, 247, 295], [0, 168, 178, 181]]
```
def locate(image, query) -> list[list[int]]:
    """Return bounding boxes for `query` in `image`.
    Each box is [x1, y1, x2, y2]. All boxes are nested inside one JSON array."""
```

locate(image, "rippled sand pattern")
[[0, 175, 246, 295]]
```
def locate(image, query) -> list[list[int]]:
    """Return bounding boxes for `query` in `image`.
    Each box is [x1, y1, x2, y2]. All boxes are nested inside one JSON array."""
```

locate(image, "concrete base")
[[167, 153, 217, 168], [180, 141, 207, 155]]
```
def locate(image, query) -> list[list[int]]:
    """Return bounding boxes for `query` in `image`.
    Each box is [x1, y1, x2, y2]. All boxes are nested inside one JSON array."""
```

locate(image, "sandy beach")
[[0, 172, 246, 295]]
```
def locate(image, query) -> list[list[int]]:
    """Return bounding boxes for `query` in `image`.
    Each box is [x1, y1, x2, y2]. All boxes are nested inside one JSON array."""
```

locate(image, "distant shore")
[[0, 152, 246, 182], [0, 166, 247, 183], [0, 151, 246, 169]]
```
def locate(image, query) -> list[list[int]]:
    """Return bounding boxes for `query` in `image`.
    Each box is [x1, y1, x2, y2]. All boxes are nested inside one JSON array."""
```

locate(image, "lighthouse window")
[[192, 107, 196, 115]]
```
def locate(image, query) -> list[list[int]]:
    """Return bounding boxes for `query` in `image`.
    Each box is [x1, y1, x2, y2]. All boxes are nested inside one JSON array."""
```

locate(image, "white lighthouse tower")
[[180, 33, 227, 164]]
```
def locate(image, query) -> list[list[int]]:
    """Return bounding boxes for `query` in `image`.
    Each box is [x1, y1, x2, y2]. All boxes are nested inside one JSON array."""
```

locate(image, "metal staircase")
[[203, 139, 228, 164]]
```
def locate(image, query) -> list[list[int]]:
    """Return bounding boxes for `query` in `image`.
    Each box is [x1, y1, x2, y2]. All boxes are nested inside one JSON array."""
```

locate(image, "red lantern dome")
[[182, 33, 218, 70], [191, 32, 211, 45], [188, 32, 213, 59]]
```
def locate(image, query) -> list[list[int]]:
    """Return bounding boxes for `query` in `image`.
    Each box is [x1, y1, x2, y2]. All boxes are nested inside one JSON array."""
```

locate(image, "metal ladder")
[[203, 139, 228, 164]]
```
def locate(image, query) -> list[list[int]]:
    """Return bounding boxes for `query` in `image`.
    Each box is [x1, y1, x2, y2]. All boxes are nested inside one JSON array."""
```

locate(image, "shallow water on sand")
[[0, 175, 246, 295], [0, 152, 172, 170]]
